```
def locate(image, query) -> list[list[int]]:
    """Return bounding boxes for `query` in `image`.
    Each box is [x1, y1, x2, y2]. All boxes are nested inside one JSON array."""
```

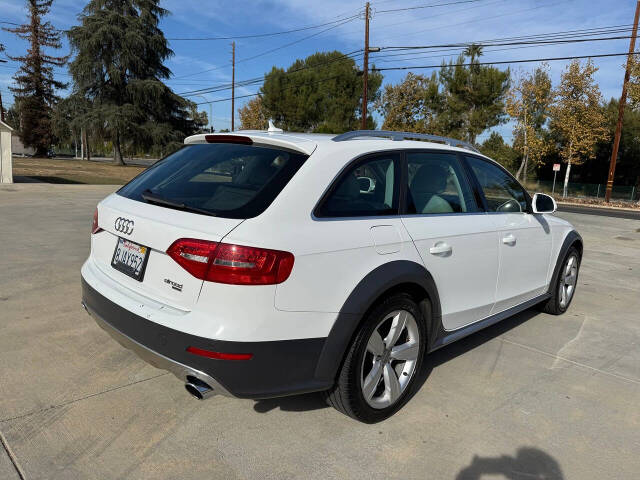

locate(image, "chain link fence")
[[524, 180, 638, 202]]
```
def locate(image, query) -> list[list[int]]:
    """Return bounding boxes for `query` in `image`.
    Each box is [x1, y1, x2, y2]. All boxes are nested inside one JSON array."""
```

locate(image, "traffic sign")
[[553, 163, 561, 172]]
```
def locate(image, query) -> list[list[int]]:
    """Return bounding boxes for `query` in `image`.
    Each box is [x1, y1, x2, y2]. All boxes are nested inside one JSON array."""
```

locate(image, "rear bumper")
[[81, 278, 331, 399]]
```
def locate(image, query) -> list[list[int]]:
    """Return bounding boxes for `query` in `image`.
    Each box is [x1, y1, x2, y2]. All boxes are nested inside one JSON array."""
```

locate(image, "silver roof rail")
[[332, 130, 480, 153]]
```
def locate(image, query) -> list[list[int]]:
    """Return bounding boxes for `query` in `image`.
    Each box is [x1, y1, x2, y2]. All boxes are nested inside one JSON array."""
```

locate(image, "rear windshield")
[[117, 143, 308, 219]]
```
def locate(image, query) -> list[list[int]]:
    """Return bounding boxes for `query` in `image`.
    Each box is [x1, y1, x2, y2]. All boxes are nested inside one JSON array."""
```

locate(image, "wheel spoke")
[[390, 341, 419, 361], [367, 330, 385, 356], [560, 285, 567, 306], [383, 363, 401, 403], [362, 360, 383, 401], [384, 311, 407, 348]]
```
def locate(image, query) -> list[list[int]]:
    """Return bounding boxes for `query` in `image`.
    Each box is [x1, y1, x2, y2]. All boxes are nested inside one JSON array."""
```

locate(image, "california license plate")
[[111, 237, 150, 281]]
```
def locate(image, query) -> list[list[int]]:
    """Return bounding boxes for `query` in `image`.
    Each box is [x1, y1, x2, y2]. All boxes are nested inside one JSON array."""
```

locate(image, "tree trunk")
[[81, 129, 86, 160], [86, 135, 91, 162], [563, 139, 573, 198], [515, 156, 526, 181], [113, 132, 124, 166], [563, 161, 571, 198]]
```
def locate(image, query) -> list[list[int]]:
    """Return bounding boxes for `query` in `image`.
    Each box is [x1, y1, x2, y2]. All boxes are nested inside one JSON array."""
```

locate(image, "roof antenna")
[[267, 119, 283, 134]]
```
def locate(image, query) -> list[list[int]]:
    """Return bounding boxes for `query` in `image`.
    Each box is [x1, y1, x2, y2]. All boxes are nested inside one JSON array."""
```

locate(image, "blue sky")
[[0, 0, 636, 139]]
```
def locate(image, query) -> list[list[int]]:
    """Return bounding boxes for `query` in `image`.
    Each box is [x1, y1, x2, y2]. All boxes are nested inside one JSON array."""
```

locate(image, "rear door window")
[[405, 152, 477, 214], [315, 153, 400, 217], [118, 143, 308, 219]]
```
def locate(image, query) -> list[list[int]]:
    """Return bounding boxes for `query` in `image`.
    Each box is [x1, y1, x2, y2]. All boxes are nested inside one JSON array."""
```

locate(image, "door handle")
[[502, 234, 516, 246], [429, 243, 452, 255]]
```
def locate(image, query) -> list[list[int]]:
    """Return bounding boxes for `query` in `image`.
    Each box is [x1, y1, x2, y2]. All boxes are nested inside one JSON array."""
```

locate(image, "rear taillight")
[[166, 238, 218, 280], [166, 239, 294, 285], [91, 208, 103, 234]]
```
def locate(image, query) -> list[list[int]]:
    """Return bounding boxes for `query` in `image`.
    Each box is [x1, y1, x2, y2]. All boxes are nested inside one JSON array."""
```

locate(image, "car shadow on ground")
[[456, 447, 564, 480], [253, 308, 542, 415]]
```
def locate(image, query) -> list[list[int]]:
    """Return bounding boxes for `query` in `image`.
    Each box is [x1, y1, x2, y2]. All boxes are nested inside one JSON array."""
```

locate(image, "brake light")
[[204, 134, 253, 145], [91, 208, 103, 234], [186, 346, 252, 361], [166, 238, 218, 279], [166, 239, 294, 285]]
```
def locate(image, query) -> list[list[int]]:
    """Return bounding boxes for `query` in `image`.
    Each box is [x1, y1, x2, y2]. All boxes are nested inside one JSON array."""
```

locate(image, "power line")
[[380, 34, 636, 52], [373, 0, 571, 44], [371, 51, 638, 71], [172, 16, 358, 79], [193, 72, 351, 105], [177, 50, 363, 96], [166, 15, 359, 41], [376, 0, 486, 14]]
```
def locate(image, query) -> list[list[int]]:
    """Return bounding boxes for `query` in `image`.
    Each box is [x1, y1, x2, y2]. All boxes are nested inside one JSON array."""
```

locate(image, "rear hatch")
[[92, 195, 243, 310], [90, 139, 309, 310]]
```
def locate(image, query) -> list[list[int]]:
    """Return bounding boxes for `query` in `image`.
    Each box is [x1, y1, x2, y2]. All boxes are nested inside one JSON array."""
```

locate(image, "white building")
[[0, 120, 13, 184]]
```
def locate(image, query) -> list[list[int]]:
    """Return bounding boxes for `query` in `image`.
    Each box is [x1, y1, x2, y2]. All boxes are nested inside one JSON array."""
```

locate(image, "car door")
[[464, 155, 552, 313], [400, 151, 499, 331]]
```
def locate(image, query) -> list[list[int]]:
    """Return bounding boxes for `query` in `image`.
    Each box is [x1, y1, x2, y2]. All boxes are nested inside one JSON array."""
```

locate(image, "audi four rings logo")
[[114, 217, 134, 235]]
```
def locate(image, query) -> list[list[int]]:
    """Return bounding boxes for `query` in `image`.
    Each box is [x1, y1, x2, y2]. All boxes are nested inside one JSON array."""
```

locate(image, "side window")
[[465, 156, 528, 213], [406, 152, 476, 214], [316, 154, 399, 217]]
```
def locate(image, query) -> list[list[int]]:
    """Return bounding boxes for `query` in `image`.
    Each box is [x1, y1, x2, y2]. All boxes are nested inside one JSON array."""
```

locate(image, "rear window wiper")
[[141, 189, 217, 217]]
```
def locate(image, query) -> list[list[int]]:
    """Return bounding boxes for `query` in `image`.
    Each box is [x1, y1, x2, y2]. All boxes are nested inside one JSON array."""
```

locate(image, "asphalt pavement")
[[1, 184, 639, 479], [558, 203, 640, 220]]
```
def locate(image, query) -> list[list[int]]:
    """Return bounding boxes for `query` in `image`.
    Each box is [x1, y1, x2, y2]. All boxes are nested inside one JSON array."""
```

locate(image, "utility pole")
[[0, 90, 4, 122], [231, 41, 235, 132], [605, 0, 640, 202], [361, 2, 370, 130]]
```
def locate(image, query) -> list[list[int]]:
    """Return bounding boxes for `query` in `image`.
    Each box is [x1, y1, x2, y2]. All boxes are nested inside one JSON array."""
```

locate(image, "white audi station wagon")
[[81, 129, 582, 422]]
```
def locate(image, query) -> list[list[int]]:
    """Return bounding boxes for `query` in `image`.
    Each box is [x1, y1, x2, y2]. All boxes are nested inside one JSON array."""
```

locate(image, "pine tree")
[[438, 45, 510, 144], [67, 0, 199, 164], [3, 0, 67, 156]]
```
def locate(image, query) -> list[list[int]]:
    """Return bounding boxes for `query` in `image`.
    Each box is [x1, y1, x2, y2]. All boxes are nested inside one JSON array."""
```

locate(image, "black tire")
[[324, 292, 428, 423], [539, 246, 581, 315]]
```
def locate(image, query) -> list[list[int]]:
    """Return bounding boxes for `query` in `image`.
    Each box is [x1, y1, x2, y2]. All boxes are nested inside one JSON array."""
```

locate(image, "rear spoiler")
[[184, 133, 316, 155]]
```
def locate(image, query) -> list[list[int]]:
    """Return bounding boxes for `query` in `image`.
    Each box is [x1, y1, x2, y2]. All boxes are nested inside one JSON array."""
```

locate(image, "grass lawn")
[[12, 157, 147, 184]]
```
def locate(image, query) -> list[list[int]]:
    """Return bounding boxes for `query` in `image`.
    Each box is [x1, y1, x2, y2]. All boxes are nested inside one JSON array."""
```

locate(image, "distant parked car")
[[81, 129, 582, 422]]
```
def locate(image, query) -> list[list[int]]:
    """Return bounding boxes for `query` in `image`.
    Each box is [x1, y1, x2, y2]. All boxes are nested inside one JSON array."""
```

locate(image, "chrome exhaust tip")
[[185, 376, 215, 400]]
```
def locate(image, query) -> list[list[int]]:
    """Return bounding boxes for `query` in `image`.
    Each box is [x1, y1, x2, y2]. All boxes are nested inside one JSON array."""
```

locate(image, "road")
[[1, 184, 639, 480], [558, 203, 640, 220]]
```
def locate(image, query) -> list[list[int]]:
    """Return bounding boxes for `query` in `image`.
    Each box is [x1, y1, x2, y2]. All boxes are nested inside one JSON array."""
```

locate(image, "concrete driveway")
[[1, 184, 639, 480]]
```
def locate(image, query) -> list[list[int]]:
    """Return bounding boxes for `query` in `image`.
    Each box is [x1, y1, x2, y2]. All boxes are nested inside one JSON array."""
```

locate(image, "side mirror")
[[532, 193, 557, 213]]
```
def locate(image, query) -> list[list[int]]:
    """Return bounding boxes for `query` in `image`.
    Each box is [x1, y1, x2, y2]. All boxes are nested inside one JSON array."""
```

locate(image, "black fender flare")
[[547, 230, 583, 295], [313, 260, 442, 383]]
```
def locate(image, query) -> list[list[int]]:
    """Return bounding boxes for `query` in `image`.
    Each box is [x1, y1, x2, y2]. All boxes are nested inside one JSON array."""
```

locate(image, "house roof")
[[0, 120, 14, 132]]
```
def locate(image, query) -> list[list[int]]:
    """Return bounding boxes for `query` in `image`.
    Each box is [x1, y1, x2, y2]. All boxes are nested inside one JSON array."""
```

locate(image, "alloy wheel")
[[360, 309, 420, 409], [559, 254, 578, 309]]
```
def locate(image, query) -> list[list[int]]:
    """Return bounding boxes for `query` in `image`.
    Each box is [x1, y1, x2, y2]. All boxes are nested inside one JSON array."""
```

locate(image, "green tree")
[[3, 0, 67, 156], [261, 51, 382, 133], [480, 132, 518, 173], [437, 45, 510, 143], [437, 45, 510, 144], [67, 0, 200, 164], [550, 60, 609, 197], [506, 65, 553, 183], [376, 72, 443, 133], [588, 98, 640, 187]]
